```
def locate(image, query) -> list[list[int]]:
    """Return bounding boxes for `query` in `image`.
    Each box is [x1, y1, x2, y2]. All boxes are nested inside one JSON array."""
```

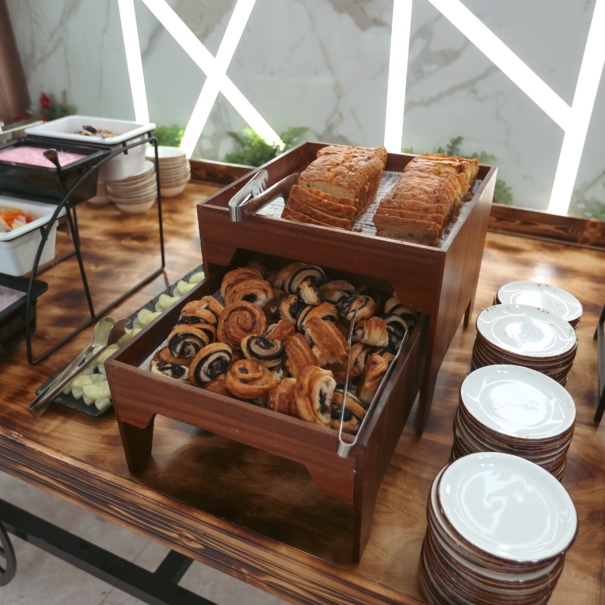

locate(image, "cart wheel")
[[0, 520, 16, 587]]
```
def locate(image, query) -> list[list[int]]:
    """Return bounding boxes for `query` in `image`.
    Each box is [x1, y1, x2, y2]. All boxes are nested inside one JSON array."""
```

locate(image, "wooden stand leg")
[[352, 480, 378, 563], [464, 297, 474, 328], [117, 415, 156, 473]]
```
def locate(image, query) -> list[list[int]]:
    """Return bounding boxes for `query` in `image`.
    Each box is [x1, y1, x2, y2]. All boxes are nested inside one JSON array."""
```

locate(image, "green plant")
[[223, 126, 308, 167], [154, 126, 185, 147], [402, 136, 513, 205]]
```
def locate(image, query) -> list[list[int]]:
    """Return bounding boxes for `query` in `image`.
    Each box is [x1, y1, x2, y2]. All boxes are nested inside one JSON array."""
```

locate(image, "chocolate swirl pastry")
[[241, 334, 285, 368], [351, 343, 393, 375], [357, 352, 389, 406], [167, 325, 215, 358], [217, 301, 267, 349], [268, 291, 288, 323], [267, 378, 297, 415], [265, 319, 295, 342], [384, 296, 419, 328], [280, 294, 305, 325], [296, 302, 338, 331], [336, 294, 376, 321], [304, 317, 348, 365], [274, 262, 326, 294], [189, 342, 233, 386], [356, 286, 387, 315], [202, 375, 231, 397], [220, 267, 262, 298], [320, 280, 355, 303], [297, 281, 323, 306], [352, 317, 389, 347], [294, 366, 336, 425], [224, 278, 273, 308], [330, 388, 367, 433], [178, 301, 218, 326], [284, 333, 319, 378], [225, 359, 278, 399], [150, 347, 191, 382], [382, 313, 409, 349]]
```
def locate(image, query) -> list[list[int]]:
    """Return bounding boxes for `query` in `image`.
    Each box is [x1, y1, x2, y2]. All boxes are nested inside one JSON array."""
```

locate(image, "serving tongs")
[[28, 317, 130, 418], [228, 169, 300, 222], [337, 313, 410, 458]]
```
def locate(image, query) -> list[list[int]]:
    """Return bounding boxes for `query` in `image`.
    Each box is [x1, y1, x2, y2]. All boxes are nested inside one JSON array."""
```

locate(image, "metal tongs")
[[228, 169, 300, 222], [337, 312, 410, 458]]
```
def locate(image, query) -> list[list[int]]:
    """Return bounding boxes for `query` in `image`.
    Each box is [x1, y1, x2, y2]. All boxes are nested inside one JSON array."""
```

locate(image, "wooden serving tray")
[[106, 256, 428, 562], [198, 142, 496, 433]]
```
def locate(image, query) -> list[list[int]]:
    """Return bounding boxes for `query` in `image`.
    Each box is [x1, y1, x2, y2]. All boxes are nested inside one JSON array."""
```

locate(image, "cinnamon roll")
[[280, 294, 305, 325], [220, 267, 263, 298], [150, 347, 191, 382], [225, 359, 278, 399], [167, 325, 215, 358], [265, 319, 295, 342], [268, 290, 287, 323], [284, 333, 319, 378], [217, 301, 267, 349], [330, 387, 367, 433], [189, 343, 233, 386], [352, 317, 389, 347], [294, 366, 336, 425], [224, 278, 273, 308], [320, 280, 356, 303], [297, 281, 323, 306], [202, 375, 231, 397], [178, 300, 218, 326], [337, 294, 376, 321], [357, 353, 389, 406], [382, 313, 409, 349], [274, 263, 326, 294], [296, 302, 338, 331], [384, 296, 419, 328], [241, 334, 285, 368], [304, 317, 348, 365], [267, 378, 297, 415]]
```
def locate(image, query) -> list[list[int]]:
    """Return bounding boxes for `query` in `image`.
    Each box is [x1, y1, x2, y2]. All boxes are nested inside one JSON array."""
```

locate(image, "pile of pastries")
[[150, 261, 418, 434]]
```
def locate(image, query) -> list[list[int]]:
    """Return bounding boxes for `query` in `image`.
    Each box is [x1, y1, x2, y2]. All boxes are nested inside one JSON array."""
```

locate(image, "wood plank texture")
[[0, 181, 604, 605]]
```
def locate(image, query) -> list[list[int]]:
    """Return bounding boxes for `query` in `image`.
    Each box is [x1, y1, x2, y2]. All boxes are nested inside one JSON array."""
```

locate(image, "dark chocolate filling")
[[245, 336, 285, 361], [178, 315, 204, 325], [331, 406, 353, 422], [287, 266, 326, 293], [156, 361, 187, 379], [318, 389, 329, 414], [239, 367, 249, 374], [242, 293, 258, 303], [169, 333, 204, 357], [269, 293, 287, 321]]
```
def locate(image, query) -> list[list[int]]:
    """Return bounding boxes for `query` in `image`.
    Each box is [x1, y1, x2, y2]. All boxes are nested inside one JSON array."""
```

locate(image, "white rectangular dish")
[[0, 196, 66, 276]]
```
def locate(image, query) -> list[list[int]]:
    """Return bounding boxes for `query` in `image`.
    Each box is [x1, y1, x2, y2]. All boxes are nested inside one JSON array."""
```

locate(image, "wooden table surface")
[[1, 182, 604, 605]]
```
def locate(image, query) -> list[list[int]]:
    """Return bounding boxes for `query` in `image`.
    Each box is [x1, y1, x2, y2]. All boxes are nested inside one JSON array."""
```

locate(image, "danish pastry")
[[150, 347, 191, 382], [224, 278, 273, 308], [167, 325, 215, 358], [294, 366, 336, 425], [320, 280, 356, 303], [330, 387, 367, 433], [357, 353, 389, 406], [217, 302, 267, 349], [298, 281, 324, 305], [241, 334, 285, 368], [382, 313, 409, 349], [267, 378, 297, 415], [225, 359, 278, 399], [384, 296, 419, 327], [178, 301, 218, 326], [189, 343, 233, 386], [265, 319, 295, 342], [280, 294, 305, 325], [202, 375, 231, 397], [220, 267, 263, 298], [327, 360, 359, 384], [284, 333, 319, 378], [337, 294, 376, 321], [296, 302, 338, 331], [274, 263, 326, 294], [304, 317, 348, 365], [352, 317, 389, 347], [268, 291, 287, 323]]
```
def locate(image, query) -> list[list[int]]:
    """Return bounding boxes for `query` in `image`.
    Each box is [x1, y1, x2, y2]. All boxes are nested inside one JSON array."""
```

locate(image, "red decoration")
[[39, 92, 51, 110]]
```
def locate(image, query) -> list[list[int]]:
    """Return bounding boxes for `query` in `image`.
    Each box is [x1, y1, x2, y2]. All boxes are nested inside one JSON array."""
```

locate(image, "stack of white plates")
[[420, 453, 578, 605], [471, 304, 578, 386], [494, 282, 582, 329], [106, 161, 157, 214], [87, 178, 110, 206], [452, 365, 576, 480], [145, 146, 190, 197]]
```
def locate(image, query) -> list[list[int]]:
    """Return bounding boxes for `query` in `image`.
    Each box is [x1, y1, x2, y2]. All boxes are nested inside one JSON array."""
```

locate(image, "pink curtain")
[[0, 0, 30, 123]]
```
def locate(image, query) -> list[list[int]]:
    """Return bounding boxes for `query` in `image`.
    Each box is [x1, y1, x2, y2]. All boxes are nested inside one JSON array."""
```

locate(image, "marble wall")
[[7, 0, 605, 215]]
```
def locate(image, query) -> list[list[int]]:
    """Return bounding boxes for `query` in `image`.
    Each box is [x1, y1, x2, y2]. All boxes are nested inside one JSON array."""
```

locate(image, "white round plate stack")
[[106, 161, 157, 214], [453, 365, 576, 480], [420, 453, 578, 605], [471, 304, 578, 386], [495, 282, 583, 329], [87, 178, 110, 206], [145, 146, 191, 197]]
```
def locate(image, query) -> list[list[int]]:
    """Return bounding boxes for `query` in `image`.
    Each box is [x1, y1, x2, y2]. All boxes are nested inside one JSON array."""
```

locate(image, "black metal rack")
[[594, 304, 605, 422], [1, 133, 165, 365]]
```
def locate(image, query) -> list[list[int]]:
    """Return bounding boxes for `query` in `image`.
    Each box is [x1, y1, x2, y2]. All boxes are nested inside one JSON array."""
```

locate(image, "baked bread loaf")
[[217, 301, 267, 349], [299, 145, 388, 217], [290, 185, 356, 218], [281, 207, 341, 229]]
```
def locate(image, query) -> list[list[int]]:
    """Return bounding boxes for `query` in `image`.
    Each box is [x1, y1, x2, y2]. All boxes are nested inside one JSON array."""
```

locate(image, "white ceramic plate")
[[497, 282, 582, 324], [461, 365, 576, 439], [476, 304, 577, 358], [145, 146, 185, 159], [437, 452, 577, 562]]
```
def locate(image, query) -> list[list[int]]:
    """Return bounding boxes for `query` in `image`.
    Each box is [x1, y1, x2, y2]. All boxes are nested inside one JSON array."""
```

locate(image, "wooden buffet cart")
[[0, 171, 604, 604]]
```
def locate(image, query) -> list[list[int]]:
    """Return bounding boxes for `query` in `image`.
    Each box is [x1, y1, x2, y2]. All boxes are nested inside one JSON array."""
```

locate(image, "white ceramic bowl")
[[146, 146, 186, 159], [160, 183, 188, 197], [86, 194, 112, 207], [116, 198, 156, 214]]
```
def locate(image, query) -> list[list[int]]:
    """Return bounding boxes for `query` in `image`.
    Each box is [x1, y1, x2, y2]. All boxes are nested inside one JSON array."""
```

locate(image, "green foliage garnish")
[[155, 126, 185, 147], [223, 126, 308, 167]]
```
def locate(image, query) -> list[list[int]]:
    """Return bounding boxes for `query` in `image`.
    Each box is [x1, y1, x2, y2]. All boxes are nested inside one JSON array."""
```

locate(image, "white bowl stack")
[[87, 178, 110, 206], [420, 453, 578, 605], [106, 161, 157, 214], [145, 146, 190, 197], [453, 365, 576, 480]]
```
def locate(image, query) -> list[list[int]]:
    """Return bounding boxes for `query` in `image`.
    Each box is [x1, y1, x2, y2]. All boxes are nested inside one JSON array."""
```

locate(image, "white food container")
[[26, 116, 155, 181], [0, 196, 66, 276]]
